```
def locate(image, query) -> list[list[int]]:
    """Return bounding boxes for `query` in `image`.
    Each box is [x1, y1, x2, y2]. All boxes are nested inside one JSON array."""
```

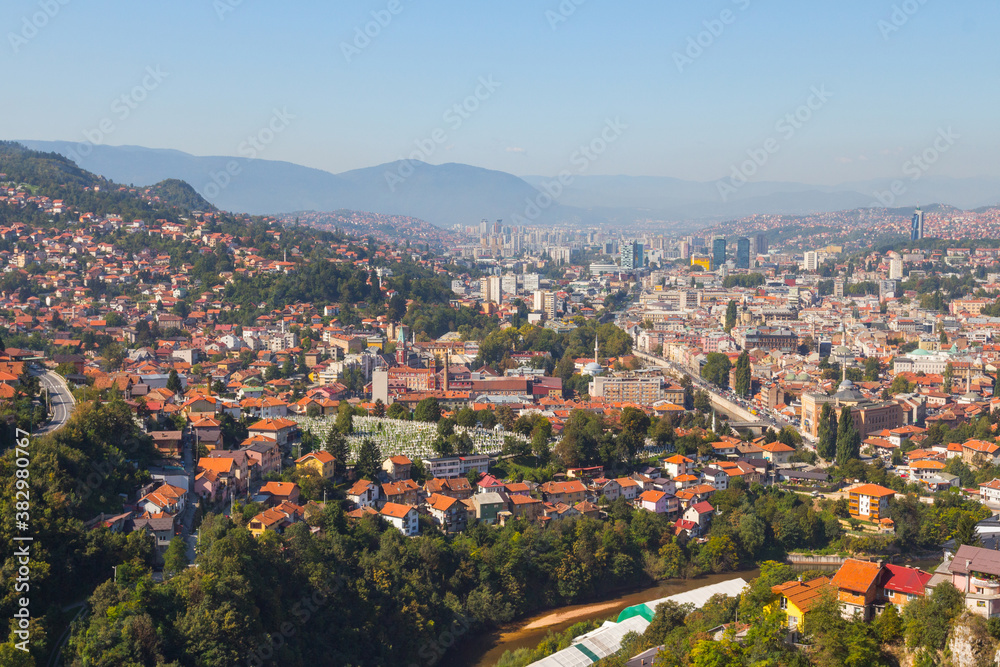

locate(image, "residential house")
[[150, 431, 183, 458], [194, 468, 226, 503], [539, 480, 587, 505], [701, 466, 729, 491], [508, 494, 543, 521], [426, 493, 467, 533], [380, 502, 419, 536], [347, 479, 380, 508], [382, 479, 424, 506], [675, 484, 716, 508], [981, 479, 1000, 505], [593, 478, 622, 501], [962, 440, 1000, 467], [759, 441, 795, 465], [830, 559, 883, 621], [424, 477, 473, 500], [472, 492, 506, 525], [296, 451, 337, 480], [243, 438, 281, 477], [617, 477, 641, 501], [636, 490, 677, 516], [137, 483, 187, 515], [847, 483, 895, 523], [248, 417, 298, 447], [382, 455, 413, 482], [683, 501, 714, 535], [662, 454, 693, 478], [259, 481, 301, 506], [206, 450, 251, 493], [249, 502, 304, 537], [949, 544, 1000, 618], [881, 564, 932, 610], [769, 576, 832, 631]]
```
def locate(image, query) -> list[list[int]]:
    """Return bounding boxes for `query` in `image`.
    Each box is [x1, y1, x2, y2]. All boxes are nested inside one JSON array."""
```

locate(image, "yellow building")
[[690, 255, 712, 271], [295, 451, 337, 480], [767, 576, 831, 631]]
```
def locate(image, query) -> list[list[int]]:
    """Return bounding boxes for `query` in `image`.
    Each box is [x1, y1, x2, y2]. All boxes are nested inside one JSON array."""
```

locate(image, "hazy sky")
[[3, 0, 997, 184]]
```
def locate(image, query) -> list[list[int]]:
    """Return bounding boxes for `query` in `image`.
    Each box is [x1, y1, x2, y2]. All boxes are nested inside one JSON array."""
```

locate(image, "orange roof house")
[[846, 483, 895, 522], [830, 559, 883, 621]]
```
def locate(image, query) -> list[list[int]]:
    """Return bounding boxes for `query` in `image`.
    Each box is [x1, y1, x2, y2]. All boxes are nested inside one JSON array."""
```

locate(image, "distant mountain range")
[[20, 140, 1000, 229]]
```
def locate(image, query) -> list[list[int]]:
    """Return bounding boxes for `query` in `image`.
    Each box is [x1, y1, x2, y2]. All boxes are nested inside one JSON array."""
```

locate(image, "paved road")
[[34, 370, 76, 435]]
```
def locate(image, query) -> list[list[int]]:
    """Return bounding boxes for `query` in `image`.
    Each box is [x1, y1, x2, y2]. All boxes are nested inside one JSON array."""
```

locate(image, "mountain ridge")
[[19, 140, 1000, 228]]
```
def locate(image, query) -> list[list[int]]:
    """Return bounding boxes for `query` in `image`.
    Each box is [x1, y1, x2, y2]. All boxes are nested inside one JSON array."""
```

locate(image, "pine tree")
[[166, 369, 182, 394], [734, 351, 751, 397], [724, 300, 738, 333], [325, 427, 350, 464], [943, 363, 954, 394], [816, 403, 837, 461], [835, 407, 860, 466], [336, 401, 354, 434], [355, 438, 383, 482]]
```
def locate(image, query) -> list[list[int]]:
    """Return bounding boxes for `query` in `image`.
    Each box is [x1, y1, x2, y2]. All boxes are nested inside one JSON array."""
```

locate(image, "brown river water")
[[449, 556, 943, 666], [448, 569, 761, 667]]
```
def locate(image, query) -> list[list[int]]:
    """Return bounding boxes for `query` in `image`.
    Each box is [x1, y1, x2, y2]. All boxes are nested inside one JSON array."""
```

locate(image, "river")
[[449, 569, 761, 667]]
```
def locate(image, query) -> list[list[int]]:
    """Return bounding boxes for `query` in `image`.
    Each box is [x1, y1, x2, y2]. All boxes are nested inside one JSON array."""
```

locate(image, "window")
[[780, 598, 787, 610], [978, 600, 987, 608]]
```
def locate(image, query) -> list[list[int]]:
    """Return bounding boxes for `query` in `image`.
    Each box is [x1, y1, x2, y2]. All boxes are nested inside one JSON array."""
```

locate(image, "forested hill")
[[0, 142, 214, 225], [0, 141, 100, 190], [138, 178, 215, 212]]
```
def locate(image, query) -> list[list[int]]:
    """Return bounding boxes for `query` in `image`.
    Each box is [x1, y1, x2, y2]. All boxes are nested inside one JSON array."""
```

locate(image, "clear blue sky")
[[3, 0, 996, 184]]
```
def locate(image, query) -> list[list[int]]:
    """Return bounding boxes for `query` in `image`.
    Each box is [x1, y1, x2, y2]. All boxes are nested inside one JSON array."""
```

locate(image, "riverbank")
[[449, 568, 760, 667]]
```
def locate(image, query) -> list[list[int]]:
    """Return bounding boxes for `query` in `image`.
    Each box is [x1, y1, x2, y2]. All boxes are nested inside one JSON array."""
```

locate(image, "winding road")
[[33, 369, 76, 435]]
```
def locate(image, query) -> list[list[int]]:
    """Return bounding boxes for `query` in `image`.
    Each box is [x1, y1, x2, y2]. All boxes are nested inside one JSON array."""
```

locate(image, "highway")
[[33, 369, 76, 435]]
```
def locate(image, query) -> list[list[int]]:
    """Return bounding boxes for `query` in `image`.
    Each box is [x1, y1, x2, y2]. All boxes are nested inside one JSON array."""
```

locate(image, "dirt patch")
[[520, 600, 623, 631]]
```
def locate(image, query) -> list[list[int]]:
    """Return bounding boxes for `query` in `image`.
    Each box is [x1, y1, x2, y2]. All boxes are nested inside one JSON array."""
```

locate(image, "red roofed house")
[[616, 477, 640, 501], [831, 558, 883, 621], [382, 479, 423, 506], [683, 501, 714, 535], [150, 431, 183, 458], [847, 483, 895, 523], [981, 479, 1000, 505], [881, 564, 932, 610], [382, 455, 413, 482], [637, 489, 677, 515], [759, 441, 795, 464], [426, 493, 466, 533], [380, 502, 419, 536], [138, 483, 187, 516], [259, 481, 301, 506], [539, 480, 587, 505], [248, 417, 298, 447], [962, 439, 1000, 467], [347, 479, 380, 508], [295, 450, 337, 480], [662, 454, 693, 478]]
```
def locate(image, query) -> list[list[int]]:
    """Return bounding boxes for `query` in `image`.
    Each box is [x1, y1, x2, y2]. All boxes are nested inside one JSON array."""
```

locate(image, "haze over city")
[[5, 0, 999, 186]]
